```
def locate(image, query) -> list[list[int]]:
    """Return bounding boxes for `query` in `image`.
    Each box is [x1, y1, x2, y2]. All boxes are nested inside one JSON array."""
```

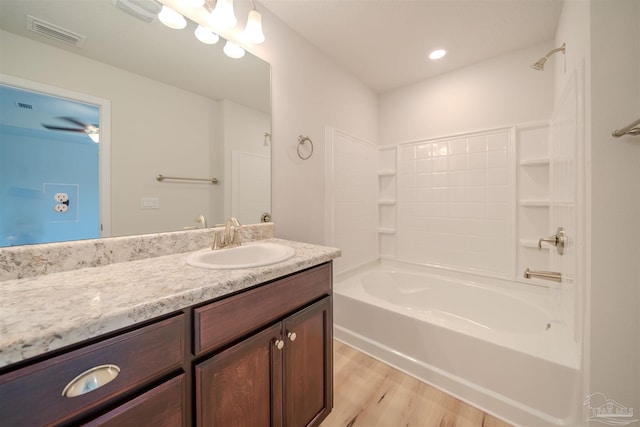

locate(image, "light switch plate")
[[141, 197, 160, 209]]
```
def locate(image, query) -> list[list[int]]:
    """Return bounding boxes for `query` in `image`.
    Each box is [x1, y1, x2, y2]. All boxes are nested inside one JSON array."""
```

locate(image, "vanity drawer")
[[0, 314, 185, 427], [194, 263, 331, 355], [83, 374, 185, 427]]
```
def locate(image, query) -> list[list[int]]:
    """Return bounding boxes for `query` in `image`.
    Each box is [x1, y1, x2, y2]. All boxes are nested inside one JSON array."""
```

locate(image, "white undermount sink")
[[186, 242, 296, 269]]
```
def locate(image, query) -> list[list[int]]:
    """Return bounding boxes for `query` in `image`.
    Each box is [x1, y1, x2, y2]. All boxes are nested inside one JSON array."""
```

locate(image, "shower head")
[[531, 58, 547, 71], [530, 43, 566, 71]]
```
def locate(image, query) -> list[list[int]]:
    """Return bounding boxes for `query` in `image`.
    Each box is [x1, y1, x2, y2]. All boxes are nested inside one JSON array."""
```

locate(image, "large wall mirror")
[[0, 0, 271, 247]]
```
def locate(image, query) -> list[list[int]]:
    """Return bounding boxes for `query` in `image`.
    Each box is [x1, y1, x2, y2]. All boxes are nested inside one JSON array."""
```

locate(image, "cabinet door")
[[195, 323, 284, 427], [283, 297, 332, 427], [83, 374, 185, 427]]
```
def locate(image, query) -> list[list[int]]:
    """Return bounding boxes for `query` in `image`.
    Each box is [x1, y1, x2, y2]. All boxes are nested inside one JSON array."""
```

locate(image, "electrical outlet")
[[54, 193, 69, 202], [54, 203, 68, 213]]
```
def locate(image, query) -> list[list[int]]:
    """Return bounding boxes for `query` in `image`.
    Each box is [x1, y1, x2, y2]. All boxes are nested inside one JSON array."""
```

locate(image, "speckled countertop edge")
[[0, 238, 340, 368]]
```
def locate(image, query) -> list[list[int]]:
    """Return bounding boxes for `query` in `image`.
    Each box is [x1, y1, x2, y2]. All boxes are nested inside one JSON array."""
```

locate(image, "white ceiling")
[[261, 0, 564, 93]]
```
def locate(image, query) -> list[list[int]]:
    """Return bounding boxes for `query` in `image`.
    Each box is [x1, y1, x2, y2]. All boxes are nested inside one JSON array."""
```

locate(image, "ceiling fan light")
[[223, 40, 245, 59], [195, 25, 219, 44], [243, 9, 264, 44], [158, 5, 186, 29], [87, 132, 100, 143], [211, 0, 237, 29]]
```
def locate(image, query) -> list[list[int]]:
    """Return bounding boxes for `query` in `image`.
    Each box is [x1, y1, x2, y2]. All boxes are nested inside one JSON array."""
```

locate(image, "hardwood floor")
[[321, 340, 512, 427]]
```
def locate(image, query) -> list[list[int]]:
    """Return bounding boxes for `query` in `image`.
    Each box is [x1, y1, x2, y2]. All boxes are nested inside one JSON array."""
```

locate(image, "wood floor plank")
[[321, 340, 513, 427]]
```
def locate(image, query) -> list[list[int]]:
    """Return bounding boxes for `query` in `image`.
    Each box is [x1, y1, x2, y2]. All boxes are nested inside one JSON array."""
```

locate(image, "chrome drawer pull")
[[287, 331, 296, 342], [274, 339, 285, 350], [62, 364, 120, 398]]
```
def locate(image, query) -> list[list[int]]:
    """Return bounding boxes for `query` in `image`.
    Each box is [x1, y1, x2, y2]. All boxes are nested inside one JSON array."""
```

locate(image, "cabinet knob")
[[61, 364, 120, 398], [274, 339, 285, 350], [287, 331, 297, 342]]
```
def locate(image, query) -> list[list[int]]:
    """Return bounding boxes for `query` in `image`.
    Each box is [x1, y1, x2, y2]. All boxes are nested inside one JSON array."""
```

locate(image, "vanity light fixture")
[[428, 49, 447, 60], [242, 3, 264, 44], [194, 24, 219, 44], [210, 0, 237, 29], [223, 40, 245, 58], [156, 0, 265, 58], [182, 0, 206, 8], [158, 5, 187, 29]]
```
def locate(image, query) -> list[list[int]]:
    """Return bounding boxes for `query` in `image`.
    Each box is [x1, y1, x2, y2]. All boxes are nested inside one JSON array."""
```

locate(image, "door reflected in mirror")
[[0, 0, 271, 247]]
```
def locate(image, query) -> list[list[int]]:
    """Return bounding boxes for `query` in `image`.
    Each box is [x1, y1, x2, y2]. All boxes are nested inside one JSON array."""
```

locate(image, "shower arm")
[[543, 44, 566, 59]]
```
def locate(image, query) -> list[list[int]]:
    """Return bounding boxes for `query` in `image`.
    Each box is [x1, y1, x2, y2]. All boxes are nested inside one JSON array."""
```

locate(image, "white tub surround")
[[0, 229, 340, 368], [334, 261, 580, 427]]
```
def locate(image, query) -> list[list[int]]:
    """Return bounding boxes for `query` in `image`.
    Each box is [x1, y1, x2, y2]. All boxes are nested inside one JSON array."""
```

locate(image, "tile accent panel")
[[396, 128, 516, 279]]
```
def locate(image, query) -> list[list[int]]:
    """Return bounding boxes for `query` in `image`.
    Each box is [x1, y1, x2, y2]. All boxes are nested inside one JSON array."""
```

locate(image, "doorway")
[[0, 75, 110, 246]]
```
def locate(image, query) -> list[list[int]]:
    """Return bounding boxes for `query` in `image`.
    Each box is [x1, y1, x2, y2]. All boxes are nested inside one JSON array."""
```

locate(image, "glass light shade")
[[223, 41, 245, 59], [211, 0, 237, 29], [158, 6, 187, 29], [195, 25, 219, 44], [182, 0, 205, 7], [243, 9, 265, 44], [428, 49, 447, 60]]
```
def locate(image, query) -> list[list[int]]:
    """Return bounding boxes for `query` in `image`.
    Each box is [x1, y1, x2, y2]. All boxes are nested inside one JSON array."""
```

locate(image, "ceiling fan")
[[41, 116, 100, 143]]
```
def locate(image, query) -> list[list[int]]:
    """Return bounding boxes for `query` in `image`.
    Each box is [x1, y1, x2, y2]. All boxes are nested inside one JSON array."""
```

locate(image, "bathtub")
[[333, 261, 581, 427]]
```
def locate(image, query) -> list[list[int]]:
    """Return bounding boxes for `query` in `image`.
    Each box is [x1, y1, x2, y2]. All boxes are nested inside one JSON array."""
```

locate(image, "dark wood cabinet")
[[195, 297, 332, 427], [0, 261, 333, 427], [0, 314, 185, 427], [284, 298, 332, 427], [83, 374, 186, 427], [196, 323, 283, 427]]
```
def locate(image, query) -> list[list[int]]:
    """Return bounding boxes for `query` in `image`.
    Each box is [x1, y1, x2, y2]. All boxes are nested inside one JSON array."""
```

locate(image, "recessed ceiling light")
[[428, 49, 447, 60]]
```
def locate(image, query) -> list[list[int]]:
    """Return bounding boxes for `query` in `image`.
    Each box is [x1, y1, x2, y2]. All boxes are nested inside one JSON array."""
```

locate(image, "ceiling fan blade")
[[58, 116, 89, 128], [42, 124, 86, 132]]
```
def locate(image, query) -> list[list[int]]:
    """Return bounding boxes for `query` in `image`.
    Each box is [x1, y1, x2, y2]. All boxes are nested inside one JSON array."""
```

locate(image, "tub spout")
[[524, 268, 562, 283]]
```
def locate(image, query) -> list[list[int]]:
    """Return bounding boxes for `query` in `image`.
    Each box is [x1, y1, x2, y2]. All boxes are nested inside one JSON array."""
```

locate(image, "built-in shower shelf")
[[519, 199, 550, 207], [378, 199, 396, 205], [378, 170, 396, 177], [520, 157, 550, 166], [378, 228, 396, 235]]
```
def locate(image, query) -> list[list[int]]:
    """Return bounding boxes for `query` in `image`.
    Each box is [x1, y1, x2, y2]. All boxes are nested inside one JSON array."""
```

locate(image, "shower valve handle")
[[538, 227, 566, 255]]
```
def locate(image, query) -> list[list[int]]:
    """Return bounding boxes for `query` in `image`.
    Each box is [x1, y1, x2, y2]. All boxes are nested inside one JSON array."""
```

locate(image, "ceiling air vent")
[[26, 15, 87, 48], [112, 0, 162, 23], [16, 102, 34, 110]]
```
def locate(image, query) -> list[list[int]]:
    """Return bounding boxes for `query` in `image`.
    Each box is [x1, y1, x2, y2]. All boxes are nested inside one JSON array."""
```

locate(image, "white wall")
[[378, 42, 555, 145], [246, 10, 378, 244], [0, 30, 219, 236], [325, 127, 378, 274], [584, 0, 640, 421], [220, 100, 271, 224]]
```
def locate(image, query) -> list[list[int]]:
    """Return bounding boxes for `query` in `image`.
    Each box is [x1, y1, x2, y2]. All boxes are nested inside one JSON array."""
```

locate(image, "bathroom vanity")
[[0, 228, 339, 427]]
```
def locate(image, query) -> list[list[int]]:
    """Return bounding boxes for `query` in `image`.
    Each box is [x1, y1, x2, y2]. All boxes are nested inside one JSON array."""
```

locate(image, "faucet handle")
[[232, 228, 242, 245], [212, 231, 225, 250], [538, 227, 566, 255]]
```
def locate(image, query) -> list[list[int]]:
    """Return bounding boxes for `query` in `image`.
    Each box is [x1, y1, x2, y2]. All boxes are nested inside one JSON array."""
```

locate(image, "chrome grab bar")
[[156, 174, 219, 184], [524, 268, 562, 283]]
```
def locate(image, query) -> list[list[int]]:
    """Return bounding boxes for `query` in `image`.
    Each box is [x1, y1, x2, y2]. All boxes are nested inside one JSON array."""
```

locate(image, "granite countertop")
[[0, 238, 340, 369]]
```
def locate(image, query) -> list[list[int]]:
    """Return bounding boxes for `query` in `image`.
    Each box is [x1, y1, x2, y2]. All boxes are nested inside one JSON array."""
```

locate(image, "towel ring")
[[297, 135, 313, 160]]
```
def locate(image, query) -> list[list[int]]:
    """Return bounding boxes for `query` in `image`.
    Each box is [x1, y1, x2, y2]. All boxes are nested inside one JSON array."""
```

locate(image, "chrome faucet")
[[524, 268, 562, 283], [196, 214, 207, 229], [212, 217, 241, 250]]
